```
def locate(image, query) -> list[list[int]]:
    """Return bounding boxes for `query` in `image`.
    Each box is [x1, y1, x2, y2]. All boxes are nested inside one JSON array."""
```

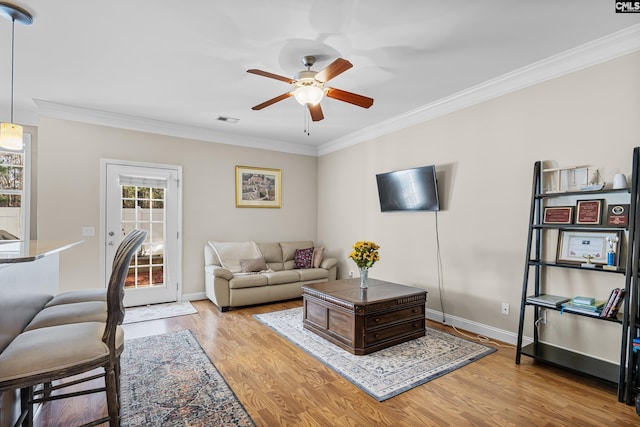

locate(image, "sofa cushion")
[[294, 247, 314, 269], [209, 241, 261, 273], [296, 268, 329, 281], [263, 270, 301, 285], [312, 247, 324, 268], [204, 242, 220, 266], [229, 274, 269, 289], [240, 257, 267, 273], [281, 241, 314, 270], [257, 242, 284, 271]]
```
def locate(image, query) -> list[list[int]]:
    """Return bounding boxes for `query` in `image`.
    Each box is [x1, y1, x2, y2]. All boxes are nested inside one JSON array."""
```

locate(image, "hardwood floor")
[[35, 298, 639, 426]]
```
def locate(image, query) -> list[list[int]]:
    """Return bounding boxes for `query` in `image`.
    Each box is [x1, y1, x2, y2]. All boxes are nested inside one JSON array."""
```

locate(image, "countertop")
[[0, 240, 83, 263]]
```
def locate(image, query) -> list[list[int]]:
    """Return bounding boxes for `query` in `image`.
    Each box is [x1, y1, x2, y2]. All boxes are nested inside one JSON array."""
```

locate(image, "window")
[[119, 176, 167, 289], [0, 134, 30, 240]]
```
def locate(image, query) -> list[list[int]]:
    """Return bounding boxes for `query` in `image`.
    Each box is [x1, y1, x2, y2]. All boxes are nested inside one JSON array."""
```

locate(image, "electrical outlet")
[[348, 271, 354, 278], [501, 302, 510, 315], [540, 308, 547, 325]]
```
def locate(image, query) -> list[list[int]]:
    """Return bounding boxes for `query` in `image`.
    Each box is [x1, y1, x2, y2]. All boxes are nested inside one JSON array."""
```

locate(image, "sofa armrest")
[[320, 257, 337, 270], [212, 265, 234, 280], [204, 266, 232, 311]]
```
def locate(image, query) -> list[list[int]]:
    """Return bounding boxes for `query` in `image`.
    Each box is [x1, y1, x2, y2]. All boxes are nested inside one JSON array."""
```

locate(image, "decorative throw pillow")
[[240, 256, 267, 273], [294, 247, 314, 269], [312, 247, 324, 268]]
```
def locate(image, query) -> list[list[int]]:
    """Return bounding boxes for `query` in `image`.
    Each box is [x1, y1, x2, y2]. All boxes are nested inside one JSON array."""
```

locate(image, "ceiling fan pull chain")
[[304, 105, 310, 136]]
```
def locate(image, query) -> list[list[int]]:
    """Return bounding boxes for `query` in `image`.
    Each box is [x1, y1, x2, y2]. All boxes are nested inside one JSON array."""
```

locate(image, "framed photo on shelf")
[[543, 206, 573, 224], [606, 203, 629, 227], [556, 229, 623, 265], [235, 165, 281, 208], [575, 199, 604, 225]]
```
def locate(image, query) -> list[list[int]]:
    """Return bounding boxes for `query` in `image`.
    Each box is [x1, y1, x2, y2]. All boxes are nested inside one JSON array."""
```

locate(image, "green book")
[[561, 303, 601, 316], [561, 301, 605, 313], [572, 296, 595, 305]]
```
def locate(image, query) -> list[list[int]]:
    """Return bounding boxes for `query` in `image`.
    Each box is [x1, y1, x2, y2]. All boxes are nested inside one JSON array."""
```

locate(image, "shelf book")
[[526, 294, 570, 308], [560, 303, 604, 316], [561, 297, 605, 316], [573, 296, 594, 305], [600, 288, 625, 319]]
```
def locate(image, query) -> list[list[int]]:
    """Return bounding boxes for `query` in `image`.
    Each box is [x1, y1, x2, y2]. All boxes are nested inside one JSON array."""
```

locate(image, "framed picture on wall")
[[235, 165, 281, 208]]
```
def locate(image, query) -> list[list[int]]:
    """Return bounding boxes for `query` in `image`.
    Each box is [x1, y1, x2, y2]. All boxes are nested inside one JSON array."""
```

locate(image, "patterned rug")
[[255, 307, 496, 401], [120, 329, 255, 426], [123, 301, 197, 324]]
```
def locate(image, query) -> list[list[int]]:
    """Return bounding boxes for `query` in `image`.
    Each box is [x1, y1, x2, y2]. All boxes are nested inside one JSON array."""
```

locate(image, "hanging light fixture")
[[0, 2, 32, 151], [293, 84, 324, 106], [292, 63, 325, 107]]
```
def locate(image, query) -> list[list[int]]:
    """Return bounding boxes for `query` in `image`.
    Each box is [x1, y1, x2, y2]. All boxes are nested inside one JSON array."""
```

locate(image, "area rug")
[[123, 301, 197, 324], [255, 307, 496, 401], [120, 329, 255, 427]]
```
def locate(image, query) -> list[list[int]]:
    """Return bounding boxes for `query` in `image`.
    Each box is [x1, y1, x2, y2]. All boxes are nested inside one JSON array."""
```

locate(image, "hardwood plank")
[[34, 299, 640, 426]]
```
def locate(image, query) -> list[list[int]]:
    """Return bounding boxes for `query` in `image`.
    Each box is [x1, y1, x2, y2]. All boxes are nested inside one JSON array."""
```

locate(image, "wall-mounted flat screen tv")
[[376, 165, 440, 212]]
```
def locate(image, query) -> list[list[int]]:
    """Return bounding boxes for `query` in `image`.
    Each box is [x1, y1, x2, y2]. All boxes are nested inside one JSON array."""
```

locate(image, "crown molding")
[[33, 99, 318, 157], [317, 24, 640, 157]]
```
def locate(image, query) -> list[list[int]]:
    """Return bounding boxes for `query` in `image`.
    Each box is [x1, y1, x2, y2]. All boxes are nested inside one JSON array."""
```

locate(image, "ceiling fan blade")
[[326, 88, 374, 109], [251, 92, 293, 110], [314, 58, 353, 83], [309, 104, 324, 122], [247, 69, 294, 84]]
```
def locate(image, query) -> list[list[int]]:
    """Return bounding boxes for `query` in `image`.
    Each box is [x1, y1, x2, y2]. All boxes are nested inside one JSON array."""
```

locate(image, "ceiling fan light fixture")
[[294, 85, 324, 106]]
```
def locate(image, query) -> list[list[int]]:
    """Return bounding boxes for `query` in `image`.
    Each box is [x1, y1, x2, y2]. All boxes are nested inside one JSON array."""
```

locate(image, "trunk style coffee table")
[[302, 278, 427, 355]]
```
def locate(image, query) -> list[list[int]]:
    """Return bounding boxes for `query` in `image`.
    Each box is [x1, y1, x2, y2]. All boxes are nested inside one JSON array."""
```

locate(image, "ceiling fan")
[[247, 55, 374, 122]]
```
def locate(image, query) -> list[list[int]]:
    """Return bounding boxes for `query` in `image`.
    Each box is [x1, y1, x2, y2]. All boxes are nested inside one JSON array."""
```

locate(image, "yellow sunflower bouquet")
[[348, 241, 380, 269]]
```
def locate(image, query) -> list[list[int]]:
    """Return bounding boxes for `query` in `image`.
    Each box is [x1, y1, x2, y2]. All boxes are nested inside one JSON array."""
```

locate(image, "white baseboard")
[[426, 308, 532, 347], [181, 292, 206, 302]]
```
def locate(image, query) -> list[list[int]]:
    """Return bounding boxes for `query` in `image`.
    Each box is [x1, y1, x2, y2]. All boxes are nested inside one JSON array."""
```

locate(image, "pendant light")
[[0, 2, 32, 151]]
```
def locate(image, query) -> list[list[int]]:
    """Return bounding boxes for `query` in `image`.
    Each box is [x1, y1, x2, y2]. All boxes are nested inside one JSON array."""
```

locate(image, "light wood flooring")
[[35, 298, 639, 426]]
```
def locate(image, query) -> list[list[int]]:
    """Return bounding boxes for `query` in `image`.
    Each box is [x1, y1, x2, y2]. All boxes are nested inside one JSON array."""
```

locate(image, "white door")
[[103, 160, 181, 307]]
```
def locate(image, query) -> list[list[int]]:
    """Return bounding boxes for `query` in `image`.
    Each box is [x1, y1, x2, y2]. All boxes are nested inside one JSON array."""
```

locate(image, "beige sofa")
[[204, 240, 337, 311]]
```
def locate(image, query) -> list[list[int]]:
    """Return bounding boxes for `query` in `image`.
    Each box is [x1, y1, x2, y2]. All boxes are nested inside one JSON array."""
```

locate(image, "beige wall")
[[318, 52, 640, 362], [36, 118, 318, 297]]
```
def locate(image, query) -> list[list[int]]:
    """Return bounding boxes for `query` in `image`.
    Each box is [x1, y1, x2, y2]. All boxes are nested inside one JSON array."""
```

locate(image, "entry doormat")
[[255, 307, 496, 401], [120, 329, 255, 426], [123, 301, 197, 324]]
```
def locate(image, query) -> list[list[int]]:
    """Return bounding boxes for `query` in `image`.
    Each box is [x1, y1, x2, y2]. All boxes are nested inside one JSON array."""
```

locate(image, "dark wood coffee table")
[[302, 278, 427, 355]]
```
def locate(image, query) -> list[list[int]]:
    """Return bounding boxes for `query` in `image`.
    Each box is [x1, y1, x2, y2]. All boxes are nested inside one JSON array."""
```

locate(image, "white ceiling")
[[1, 1, 639, 155]]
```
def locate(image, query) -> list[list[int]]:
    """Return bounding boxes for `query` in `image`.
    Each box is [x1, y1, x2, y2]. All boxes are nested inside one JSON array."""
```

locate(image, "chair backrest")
[[102, 229, 147, 348], [112, 229, 140, 268]]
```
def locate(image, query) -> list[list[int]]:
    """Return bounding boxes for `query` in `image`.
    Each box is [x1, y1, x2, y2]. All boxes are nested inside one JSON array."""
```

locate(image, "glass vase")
[[359, 267, 369, 289]]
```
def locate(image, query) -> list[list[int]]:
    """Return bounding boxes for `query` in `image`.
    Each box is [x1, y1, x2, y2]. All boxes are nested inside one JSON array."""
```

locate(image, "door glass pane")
[[0, 151, 24, 239], [121, 184, 165, 289]]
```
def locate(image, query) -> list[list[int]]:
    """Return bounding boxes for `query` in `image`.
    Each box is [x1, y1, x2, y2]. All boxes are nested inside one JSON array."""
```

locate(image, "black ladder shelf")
[[515, 147, 640, 404]]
